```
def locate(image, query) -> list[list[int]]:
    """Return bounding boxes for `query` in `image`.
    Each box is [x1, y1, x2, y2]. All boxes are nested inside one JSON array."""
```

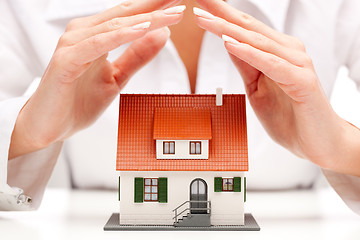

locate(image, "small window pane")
[[191, 181, 198, 194], [145, 179, 151, 185], [144, 186, 151, 193], [170, 142, 175, 154], [152, 186, 158, 193], [152, 179, 158, 185], [152, 194, 158, 201], [228, 185, 233, 191], [196, 142, 201, 154], [164, 143, 170, 154], [144, 194, 151, 201], [190, 143, 195, 154], [223, 181, 228, 191], [198, 181, 205, 194]]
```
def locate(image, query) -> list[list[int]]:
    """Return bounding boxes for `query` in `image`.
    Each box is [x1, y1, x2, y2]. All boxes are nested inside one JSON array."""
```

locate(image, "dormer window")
[[153, 108, 211, 160], [163, 141, 175, 154], [190, 141, 201, 155]]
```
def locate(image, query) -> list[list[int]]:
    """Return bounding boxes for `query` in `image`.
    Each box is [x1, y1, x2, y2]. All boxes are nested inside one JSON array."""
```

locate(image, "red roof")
[[153, 108, 212, 140], [116, 94, 248, 171]]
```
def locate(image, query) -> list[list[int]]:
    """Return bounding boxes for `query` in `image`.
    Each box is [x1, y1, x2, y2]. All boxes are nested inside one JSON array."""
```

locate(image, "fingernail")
[[222, 35, 240, 45], [164, 5, 186, 15], [132, 21, 151, 30], [193, 7, 215, 20]]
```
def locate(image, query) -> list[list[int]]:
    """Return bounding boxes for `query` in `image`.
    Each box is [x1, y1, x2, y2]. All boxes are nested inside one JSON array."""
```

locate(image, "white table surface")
[[0, 187, 359, 240]]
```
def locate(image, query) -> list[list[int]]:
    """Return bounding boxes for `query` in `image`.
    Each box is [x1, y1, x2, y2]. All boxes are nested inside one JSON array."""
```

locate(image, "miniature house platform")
[[104, 93, 260, 231]]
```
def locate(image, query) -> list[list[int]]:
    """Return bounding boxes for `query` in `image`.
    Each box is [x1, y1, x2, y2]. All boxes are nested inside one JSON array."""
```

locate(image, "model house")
[[115, 90, 249, 227]]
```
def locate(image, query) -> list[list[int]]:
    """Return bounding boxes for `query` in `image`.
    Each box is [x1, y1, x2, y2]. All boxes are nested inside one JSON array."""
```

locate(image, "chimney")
[[216, 88, 223, 106]]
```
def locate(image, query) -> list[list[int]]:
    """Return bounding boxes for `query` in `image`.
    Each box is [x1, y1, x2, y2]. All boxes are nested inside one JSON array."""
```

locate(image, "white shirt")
[[0, 0, 360, 214]]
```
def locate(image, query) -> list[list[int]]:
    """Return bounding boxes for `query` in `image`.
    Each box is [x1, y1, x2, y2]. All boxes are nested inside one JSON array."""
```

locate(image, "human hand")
[[9, 0, 185, 159], [194, 0, 360, 176]]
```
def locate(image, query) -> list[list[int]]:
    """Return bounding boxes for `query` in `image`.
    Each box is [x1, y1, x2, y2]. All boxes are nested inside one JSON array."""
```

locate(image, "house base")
[[104, 213, 260, 231]]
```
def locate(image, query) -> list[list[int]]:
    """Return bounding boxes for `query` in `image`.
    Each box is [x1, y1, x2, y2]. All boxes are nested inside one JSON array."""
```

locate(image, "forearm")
[[8, 100, 48, 160], [331, 118, 360, 177]]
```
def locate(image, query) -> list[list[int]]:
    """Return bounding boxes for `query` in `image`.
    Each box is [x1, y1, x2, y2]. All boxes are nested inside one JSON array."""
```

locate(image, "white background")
[[331, 67, 360, 127]]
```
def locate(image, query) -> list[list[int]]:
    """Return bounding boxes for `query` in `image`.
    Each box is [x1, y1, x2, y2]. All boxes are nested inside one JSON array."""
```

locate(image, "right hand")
[[9, 0, 185, 159]]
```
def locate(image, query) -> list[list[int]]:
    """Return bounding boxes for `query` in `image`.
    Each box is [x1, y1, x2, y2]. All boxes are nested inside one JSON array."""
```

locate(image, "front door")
[[190, 179, 208, 214]]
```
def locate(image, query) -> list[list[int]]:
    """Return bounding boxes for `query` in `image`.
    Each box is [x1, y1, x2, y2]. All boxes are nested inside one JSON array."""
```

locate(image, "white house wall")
[[119, 171, 245, 225], [156, 140, 209, 159]]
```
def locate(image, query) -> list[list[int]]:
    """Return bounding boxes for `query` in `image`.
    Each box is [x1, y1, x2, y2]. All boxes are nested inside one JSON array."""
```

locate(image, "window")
[[215, 177, 241, 192], [190, 141, 201, 155], [144, 178, 158, 201], [163, 141, 175, 154], [134, 178, 168, 203], [222, 178, 234, 191]]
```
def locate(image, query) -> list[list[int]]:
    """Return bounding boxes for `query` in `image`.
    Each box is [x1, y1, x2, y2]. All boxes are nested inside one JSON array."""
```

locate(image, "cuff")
[[0, 185, 32, 211]]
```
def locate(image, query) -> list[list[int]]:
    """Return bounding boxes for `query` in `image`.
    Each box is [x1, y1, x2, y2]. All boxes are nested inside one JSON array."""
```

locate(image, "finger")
[[78, 0, 183, 28], [222, 36, 305, 90], [194, 13, 309, 67], [194, 2, 300, 49], [228, 53, 261, 96], [112, 27, 171, 89], [63, 21, 151, 70], [61, 6, 185, 46]]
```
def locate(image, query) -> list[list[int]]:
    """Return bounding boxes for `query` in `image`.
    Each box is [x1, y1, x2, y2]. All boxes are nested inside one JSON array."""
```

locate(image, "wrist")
[[336, 119, 360, 177], [318, 114, 360, 177], [9, 101, 53, 159]]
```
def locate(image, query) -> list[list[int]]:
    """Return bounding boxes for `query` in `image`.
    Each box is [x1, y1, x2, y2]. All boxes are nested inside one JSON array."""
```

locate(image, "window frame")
[[144, 178, 159, 202], [163, 141, 175, 155], [222, 178, 234, 192], [189, 141, 202, 155]]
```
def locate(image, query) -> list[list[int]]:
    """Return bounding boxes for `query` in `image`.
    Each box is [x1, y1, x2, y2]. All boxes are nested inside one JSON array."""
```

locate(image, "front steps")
[[174, 213, 211, 227]]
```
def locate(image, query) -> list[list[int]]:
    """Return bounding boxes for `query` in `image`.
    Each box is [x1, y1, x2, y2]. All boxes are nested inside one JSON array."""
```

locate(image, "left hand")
[[9, 0, 184, 159], [194, 0, 360, 176]]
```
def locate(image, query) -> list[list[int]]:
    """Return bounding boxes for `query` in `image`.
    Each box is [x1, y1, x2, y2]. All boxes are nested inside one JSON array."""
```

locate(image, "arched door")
[[190, 179, 208, 214]]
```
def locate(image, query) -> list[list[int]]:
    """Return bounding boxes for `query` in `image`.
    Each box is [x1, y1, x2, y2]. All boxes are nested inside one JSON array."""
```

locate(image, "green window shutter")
[[214, 177, 222, 192], [158, 178, 168, 203], [118, 176, 121, 201], [234, 177, 241, 192], [244, 177, 247, 202], [134, 177, 144, 203]]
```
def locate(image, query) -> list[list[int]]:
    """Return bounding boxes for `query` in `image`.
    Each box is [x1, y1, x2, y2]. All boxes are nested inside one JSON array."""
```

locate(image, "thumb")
[[112, 27, 171, 89]]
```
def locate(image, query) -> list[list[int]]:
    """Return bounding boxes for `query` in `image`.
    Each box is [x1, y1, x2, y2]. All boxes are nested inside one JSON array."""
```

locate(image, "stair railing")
[[172, 200, 211, 223]]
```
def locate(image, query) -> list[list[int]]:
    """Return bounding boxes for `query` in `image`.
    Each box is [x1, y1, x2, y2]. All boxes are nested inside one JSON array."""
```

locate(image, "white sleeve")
[[335, 0, 360, 90], [0, 1, 63, 210], [322, 169, 360, 215]]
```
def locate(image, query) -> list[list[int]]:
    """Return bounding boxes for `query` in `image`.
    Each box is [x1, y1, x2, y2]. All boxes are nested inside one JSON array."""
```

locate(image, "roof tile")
[[153, 108, 212, 140]]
